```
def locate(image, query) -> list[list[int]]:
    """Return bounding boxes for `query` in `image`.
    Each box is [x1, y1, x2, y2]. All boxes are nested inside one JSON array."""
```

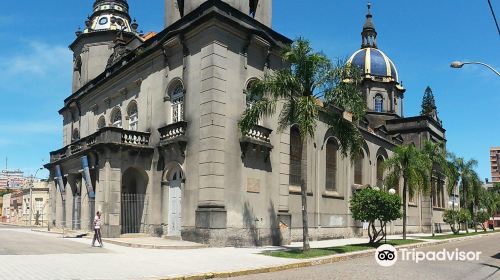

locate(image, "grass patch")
[[421, 230, 496, 240], [263, 239, 422, 259]]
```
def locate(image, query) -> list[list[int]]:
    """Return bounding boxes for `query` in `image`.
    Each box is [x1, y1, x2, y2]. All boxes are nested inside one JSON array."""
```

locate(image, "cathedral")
[[46, 0, 450, 246]]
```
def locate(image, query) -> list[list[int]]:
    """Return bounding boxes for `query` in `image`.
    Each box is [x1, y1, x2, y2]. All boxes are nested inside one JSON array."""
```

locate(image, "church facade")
[[46, 0, 450, 246]]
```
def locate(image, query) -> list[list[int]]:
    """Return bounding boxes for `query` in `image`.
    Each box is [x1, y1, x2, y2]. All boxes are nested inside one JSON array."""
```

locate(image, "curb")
[[99, 238, 208, 250], [159, 231, 500, 280]]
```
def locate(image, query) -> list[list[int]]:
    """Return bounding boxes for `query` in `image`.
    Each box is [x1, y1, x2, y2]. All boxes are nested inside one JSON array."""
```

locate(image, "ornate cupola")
[[347, 3, 405, 118], [361, 2, 377, 49], [84, 0, 137, 34], [70, 0, 140, 93]]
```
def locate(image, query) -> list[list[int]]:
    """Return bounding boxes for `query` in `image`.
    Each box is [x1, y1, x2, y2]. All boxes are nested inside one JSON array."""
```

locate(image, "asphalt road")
[[0, 224, 107, 255], [224, 234, 500, 280]]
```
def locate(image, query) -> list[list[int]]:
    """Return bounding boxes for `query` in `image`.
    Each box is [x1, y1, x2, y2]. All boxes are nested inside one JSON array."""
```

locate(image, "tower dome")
[[347, 3, 400, 84], [348, 48, 399, 83], [84, 0, 137, 34]]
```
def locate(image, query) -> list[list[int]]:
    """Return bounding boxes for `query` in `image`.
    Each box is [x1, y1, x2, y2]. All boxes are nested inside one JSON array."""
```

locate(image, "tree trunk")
[[301, 180, 310, 251], [430, 173, 434, 236], [403, 177, 408, 240], [462, 180, 469, 233]]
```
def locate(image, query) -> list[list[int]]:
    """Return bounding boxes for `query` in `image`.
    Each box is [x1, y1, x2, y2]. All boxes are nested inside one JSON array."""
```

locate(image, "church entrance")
[[70, 175, 82, 230], [121, 168, 148, 234], [168, 168, 183, 236]]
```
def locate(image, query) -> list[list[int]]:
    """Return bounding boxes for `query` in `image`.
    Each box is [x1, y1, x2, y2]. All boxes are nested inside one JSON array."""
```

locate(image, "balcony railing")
[[240, 125, 273, 159], [158, 121, 188, 146], [49, 127, 151, 163], [242, 125, 272, 145]]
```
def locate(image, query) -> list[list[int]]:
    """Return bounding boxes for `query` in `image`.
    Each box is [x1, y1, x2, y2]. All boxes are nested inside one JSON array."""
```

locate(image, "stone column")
[[196, 41, 228, 230]]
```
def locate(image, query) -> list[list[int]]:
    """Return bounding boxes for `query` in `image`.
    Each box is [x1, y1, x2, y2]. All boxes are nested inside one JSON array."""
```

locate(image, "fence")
[[121, 193, 146, 234]]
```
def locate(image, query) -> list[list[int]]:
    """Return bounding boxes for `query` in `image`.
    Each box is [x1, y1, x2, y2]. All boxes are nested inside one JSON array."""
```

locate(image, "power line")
[[487, 0, 500, 36]]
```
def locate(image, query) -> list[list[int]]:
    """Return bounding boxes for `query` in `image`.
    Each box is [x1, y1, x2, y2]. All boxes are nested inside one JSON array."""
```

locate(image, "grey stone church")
[[46, 0, 450, 246]]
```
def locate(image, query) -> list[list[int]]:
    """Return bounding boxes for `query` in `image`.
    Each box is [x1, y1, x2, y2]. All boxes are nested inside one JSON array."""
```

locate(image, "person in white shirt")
[[92, 211, 103, 247]]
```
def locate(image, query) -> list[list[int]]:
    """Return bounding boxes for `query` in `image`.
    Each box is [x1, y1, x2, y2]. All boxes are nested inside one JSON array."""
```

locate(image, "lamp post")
[[450, 61, 500, 76], [386, 188, 396, 243], [30, 167, 43, 229]]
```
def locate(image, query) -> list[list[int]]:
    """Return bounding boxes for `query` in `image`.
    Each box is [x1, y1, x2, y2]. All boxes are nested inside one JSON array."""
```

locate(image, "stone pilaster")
[[196, 41, 228, 228]]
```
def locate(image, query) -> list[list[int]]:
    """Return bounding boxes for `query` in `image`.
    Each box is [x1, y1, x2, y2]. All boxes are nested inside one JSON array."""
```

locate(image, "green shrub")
[[350, 187, 402, 243]]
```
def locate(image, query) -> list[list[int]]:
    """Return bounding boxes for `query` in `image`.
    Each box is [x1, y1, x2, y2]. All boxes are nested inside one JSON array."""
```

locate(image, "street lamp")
[[30, 167, 43, 229], [450, 61, 500, 76]]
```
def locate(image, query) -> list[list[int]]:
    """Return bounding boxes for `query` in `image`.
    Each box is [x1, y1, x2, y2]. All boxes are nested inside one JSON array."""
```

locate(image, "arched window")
[[111, 108, 122, 128], [170, 82, 185, 123], [72, 128, 80, 142], [374, 95, 383, 112], [354, 152, 364, 185], [325, 139, 338, 191], [289, 126, 304, 187], [97, 116, 106, 130], [376, 156, 384, 188], [245, 79, 260, 108], [127, 102, 138, 131]]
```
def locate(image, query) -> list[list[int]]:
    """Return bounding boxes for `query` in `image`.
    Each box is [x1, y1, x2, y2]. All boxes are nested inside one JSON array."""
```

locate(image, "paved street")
[[0, 225, 297, 280], [224, 233, 500, 280], [1, 224, 498, 280], [0, 225, 108, 255]]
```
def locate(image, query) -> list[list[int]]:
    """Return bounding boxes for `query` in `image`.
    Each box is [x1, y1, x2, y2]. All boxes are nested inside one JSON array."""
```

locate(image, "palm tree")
[[450, 156, 478, 233], [470, 171, 482, 232], [422, 140, 448, 235], [446, 156, 460, 209], [384, 144, 431, 239], [238, 38, 365, 251]]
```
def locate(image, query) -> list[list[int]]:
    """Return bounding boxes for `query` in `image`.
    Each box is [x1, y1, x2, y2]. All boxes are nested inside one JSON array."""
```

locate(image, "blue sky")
[[0, 0, 498, 180]]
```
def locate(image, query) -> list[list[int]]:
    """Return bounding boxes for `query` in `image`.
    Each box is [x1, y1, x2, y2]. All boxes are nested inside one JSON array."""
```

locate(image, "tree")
[[384, 144, 431, 239], [420, 86, 437, 116], [443, 209, 460, 234], [238, 38, 365, 251], [350, 187, 402, 243], [470, 172, 482, 232], [449, 155, 478, 233], [457, 208, 472, 231], [422, 140, 448, 235]]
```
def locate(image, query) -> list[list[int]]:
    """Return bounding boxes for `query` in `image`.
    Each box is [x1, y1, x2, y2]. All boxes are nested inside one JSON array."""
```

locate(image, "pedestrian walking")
[[92, 211, 103, 247]]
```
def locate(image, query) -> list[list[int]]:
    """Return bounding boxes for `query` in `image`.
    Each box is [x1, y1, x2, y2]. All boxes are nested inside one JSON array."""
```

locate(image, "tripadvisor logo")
[[375, 244, 482, 267], [375, 244, 397, 267]]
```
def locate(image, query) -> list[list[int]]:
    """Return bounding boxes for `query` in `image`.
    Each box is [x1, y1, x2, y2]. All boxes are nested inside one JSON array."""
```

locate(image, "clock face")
[[98, 17, 108, 26]]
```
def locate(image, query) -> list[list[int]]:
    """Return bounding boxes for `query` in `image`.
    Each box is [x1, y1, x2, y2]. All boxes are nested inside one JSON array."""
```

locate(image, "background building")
[[490, 147, 500, 183], [0, 169, 26, 189]]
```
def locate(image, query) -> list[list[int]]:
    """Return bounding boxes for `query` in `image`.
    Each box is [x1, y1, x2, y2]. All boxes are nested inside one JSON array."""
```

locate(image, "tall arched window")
[[354, 152, 364, 185], [111, 108, 122, 128], [289, 126, 304, 187], [127, 102, 138, 131], [374, 95, 383, 112], [376, 156, 384, 188], [325, 139, 338, 191], [170, 82, 185, 123], [97, 116, 106, 130]]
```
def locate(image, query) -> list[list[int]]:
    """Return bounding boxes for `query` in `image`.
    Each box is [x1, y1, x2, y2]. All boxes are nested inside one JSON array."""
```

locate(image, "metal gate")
[[72, 196, 81, 230], [121, 194, 146, 234]]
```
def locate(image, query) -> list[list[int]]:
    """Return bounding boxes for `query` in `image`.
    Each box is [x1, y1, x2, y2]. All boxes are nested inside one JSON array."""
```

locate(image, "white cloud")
[[0, 40, 71, 77]]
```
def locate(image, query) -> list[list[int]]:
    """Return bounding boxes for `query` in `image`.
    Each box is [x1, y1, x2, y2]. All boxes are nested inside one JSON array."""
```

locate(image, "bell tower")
[[165, 0, 272, 28], [70, 0, 140, 92]]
